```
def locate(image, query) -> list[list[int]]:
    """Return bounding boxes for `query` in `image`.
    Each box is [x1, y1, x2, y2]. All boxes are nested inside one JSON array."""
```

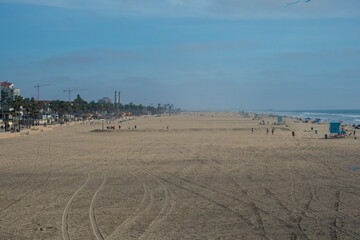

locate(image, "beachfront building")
[[0, 81, 21, 130], [0, 111, 14, 130], [98, 97, 112, 104], [0, 81, 20, 102]]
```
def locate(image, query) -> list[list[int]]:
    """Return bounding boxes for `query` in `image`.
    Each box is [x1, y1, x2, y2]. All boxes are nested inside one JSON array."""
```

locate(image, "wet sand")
[[0, 112, 359, 239]]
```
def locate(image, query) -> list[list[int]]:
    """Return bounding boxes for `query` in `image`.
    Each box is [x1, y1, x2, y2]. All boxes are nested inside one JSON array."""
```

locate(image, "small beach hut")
[[330, 121, 341, 134]]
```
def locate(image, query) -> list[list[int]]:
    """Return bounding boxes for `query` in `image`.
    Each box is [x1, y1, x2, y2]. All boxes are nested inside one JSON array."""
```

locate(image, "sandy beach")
[[0, 112, 359, 239]]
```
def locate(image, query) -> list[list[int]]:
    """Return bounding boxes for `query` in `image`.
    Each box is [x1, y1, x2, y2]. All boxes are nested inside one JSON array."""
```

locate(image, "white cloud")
[[1, 0, 360, 19]]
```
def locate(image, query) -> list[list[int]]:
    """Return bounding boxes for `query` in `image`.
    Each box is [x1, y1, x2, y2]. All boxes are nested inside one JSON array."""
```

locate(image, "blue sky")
[[1, 0, 360, 110]]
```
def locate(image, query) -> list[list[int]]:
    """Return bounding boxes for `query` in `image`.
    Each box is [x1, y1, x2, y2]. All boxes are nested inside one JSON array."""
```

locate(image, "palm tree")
[[9, 96, 24, 131], [22, 98, 31, 128], [50, 100, 70, 124], [27, 98, 43, 126], [72, 94, 88, 117], [169, 104, 174, 114]]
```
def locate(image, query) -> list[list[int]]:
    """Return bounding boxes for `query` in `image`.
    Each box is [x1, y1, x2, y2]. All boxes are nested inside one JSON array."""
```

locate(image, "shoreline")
[[253, 110, 360, 125]]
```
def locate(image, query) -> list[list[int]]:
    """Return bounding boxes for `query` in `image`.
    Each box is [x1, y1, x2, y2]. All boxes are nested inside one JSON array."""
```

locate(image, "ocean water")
[[260, 110, 360, 125]]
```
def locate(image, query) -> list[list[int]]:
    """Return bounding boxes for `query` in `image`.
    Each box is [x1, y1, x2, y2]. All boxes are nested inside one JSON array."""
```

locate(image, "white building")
[[0, 81, 21, 101], [98, 97, 112, 104], [1, 81, 21, 127]]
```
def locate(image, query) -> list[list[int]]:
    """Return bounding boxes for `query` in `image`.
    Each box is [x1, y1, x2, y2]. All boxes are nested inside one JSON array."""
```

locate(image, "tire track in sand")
[[106, 145, 152, 240], [138, 171, 176, 240], [265, 139, 358, 239], [105, 170, 153, 240], [207, 143, 269, 239], [290, 145, 359, 238], [0, 144, 53, 217], [90, 172, 107, 240], [132, 140, 178, 239], [161, 140, 270, 239], [285, 141, 316, 238], [246, 139, 310, 240], [166, 137, 312, 239], [330, 191, 340, 240], [61, 171, 90, 240], [0, 146, 40, 199], [173, 140, 272, 239], [157, 173, 269, 239]]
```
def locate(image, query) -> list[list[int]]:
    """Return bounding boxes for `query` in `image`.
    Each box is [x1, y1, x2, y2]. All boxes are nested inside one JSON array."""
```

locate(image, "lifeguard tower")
[[277, 116, 284, 124], [330, 122, 340, 134], [254, 113, 258, 119], [329, 121, 345, 138]]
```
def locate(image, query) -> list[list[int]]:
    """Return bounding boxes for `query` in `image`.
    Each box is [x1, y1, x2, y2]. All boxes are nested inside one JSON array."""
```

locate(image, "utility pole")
[[63, 88, 86, 103], [34, 84, 50, 101]]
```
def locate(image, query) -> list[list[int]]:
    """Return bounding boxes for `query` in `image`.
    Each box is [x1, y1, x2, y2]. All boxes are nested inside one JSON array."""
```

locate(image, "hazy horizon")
[[1, 0, 359, 111]]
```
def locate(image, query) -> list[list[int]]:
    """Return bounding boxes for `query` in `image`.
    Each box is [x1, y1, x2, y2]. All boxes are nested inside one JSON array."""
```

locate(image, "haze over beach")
[[1, 1, 360, 240]]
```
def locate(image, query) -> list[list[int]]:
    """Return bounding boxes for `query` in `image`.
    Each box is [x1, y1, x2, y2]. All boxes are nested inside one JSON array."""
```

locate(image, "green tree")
[[9, 96, 24, 130], [50, 100, 70, 124], [72, 94, 88, 116]]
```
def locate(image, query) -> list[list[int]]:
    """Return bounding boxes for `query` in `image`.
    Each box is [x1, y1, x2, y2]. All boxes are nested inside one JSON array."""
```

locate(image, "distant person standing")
[[251, 128, 254, 133], [292, 131, 295, 137], [266, 128, 269, 134], [272, 128, 274, 135]]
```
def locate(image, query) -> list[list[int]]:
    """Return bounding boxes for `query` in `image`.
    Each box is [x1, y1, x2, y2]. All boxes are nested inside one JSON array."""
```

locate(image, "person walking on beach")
[[251, 128, 254, 133], [272, 128, 274, 134], [292, 131, 295, 138], [266, 128, 269, 134]]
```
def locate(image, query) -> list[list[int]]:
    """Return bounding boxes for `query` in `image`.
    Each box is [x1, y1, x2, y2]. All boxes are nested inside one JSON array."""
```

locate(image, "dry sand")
[[0, 112, 359, 239]]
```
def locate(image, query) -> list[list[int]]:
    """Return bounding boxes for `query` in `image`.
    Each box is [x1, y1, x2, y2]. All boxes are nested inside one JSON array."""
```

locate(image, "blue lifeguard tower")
[[330, 121, 341, 134], [277, 116, 284, 123]]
